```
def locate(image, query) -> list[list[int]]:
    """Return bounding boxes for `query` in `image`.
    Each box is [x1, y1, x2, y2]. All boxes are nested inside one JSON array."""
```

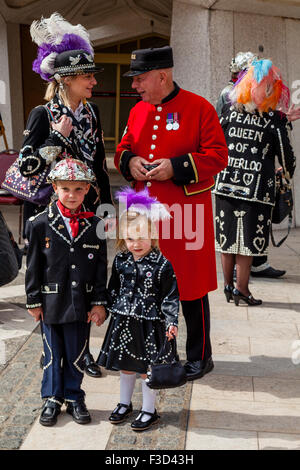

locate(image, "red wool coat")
[[115, 86, 228, 300]]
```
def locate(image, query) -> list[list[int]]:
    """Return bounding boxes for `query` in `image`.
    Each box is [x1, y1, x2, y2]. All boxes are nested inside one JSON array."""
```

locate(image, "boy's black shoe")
[[83, 353, 102, 378], [109, 402, 133, 424], [131, 409, 160, 432], [66, 399, 91, 424], [39, 398, 62, 426]]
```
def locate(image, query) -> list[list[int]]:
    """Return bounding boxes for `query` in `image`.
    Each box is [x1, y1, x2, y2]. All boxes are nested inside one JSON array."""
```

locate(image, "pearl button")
[[151, 144, 156, 150], [71, 265, 76, 269], [184, 161, 189, 167], [157, 106, 162, 112], [149, 154, 154, 159], [70, 248, 74, 252], [153, 125, 158, 130], [72, 281, 77, 286], [147, 182, 152, 187], [190, 180, 195, 183], [152, 135, 157, 140], [155, 116, 160, 121]]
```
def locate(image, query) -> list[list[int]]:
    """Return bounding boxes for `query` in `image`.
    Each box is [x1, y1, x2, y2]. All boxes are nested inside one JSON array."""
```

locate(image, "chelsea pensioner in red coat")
[[115, 82, 228, 301]]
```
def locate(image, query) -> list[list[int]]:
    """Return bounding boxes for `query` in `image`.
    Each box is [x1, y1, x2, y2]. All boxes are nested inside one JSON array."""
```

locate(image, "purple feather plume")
[[116, 187, 157, 210], [32, 33, 94, 81]]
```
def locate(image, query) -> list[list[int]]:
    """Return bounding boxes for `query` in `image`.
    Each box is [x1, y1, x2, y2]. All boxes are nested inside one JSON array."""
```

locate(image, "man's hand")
[[145, 159, 174, 181], [28, 307, 43, 322], [129, 156, 149, 181], [87, 305, 106, 327]]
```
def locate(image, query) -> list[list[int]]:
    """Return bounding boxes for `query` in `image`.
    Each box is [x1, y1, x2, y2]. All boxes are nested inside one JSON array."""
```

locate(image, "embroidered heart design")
[[253, 237, 265, 252], [243, 173, 254, 186], [220, 234, 227, 248]]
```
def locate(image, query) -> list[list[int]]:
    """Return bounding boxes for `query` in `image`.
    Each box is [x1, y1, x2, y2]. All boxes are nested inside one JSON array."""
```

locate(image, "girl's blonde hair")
[[116, 211, 160, 252]]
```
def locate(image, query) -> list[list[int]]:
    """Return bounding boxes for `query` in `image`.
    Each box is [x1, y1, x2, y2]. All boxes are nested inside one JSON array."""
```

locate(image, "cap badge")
[[131, 53, 136, 60]]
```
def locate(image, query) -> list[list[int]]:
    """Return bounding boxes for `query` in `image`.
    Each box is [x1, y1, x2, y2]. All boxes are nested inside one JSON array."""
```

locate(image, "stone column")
[[170, 1, 212, 101], [0, 15, 24, 150]]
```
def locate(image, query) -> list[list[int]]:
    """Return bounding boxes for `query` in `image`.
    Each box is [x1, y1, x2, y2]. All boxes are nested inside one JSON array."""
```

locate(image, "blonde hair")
[[44, 77, 74, 106], [116, 211, 159, 252]]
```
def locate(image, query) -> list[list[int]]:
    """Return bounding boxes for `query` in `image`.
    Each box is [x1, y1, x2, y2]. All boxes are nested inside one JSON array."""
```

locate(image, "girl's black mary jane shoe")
[[109, 402, 133, 424], [131, 409, 160, 432]]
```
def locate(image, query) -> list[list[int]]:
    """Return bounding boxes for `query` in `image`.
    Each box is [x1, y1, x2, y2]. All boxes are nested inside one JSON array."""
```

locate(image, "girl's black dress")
[[97, 249, 179, 374]]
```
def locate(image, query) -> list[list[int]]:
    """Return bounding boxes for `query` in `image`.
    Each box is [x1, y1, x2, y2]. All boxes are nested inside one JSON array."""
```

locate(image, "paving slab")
[[186, 427, 258, 450]]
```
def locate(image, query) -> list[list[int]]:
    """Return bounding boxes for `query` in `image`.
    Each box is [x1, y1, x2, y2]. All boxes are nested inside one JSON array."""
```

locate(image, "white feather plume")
[[121, 203, 171, 222], [30, 12, 91, 47], [40, 52, 57, 75]]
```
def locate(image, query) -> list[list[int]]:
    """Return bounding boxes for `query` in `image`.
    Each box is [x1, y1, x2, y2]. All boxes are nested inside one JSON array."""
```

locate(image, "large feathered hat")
[[229, 59, 290, 114], [30, 12, 102, 81]]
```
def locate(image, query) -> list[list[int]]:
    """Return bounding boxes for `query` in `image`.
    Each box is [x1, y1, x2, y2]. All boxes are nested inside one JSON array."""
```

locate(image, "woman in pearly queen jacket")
[[19, 12, 112, 377], [19, 13, 112, 232], [214, 59, 296, 306]]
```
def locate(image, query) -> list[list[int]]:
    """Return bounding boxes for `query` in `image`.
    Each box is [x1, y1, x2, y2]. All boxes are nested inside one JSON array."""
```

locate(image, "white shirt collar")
[[68, 101, 85, 121]]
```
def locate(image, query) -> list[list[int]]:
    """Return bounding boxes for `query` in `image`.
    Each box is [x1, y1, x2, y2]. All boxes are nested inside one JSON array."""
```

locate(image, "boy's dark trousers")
[[41, 321, 89, 402]]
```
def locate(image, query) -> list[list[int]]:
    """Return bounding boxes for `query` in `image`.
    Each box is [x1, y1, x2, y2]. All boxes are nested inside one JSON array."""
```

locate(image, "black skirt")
[[97, 313, 173, 374], [215, 195, 272, 256]]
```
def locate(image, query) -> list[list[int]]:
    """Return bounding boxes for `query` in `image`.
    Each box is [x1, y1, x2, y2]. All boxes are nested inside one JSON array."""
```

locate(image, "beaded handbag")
[[2, 159, 53, 206], [145, 338, 187, 390]]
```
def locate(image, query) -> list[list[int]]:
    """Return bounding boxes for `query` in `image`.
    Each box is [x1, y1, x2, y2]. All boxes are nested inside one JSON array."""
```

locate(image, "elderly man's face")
[[131, 70, 164, 104]]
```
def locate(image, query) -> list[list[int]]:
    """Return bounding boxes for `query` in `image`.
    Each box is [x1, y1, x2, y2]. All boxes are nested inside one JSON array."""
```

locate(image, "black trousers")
[[252, 255, 268, 267], [181, 294, 212, 362]]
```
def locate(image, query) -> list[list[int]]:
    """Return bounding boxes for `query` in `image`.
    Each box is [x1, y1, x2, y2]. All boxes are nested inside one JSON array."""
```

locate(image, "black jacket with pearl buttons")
[[213, 105, 296, 206], [18, 95, 112, 208], [107, 249, 179, 329], [25, 202, 108, 324]]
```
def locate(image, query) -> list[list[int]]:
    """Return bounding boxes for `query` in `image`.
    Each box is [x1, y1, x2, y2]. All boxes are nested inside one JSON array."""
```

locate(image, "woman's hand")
[[166, 325, 178, 341], [51, 115, 73, 138], [286, 104, 300, 123], [28, 307, 43, 322]]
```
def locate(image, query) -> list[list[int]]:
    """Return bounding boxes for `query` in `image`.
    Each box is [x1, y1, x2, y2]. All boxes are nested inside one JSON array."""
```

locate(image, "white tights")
[[118, 371, 157, 421]]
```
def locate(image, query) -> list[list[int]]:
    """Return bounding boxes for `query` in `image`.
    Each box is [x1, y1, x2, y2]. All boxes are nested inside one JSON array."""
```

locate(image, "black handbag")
[[145, 337, 187, 390], [271, 172, 293, 247]]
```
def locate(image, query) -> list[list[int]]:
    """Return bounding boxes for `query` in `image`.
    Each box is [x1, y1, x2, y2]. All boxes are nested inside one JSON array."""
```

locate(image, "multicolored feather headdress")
[[116, 187, 171, 222], [31, 12, 100, 81], [229, 59, 290, 114]]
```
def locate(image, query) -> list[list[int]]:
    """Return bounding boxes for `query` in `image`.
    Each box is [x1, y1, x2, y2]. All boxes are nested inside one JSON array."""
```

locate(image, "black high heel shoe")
[[224, 285, 234, 303], [232, 288, 262, 306]]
